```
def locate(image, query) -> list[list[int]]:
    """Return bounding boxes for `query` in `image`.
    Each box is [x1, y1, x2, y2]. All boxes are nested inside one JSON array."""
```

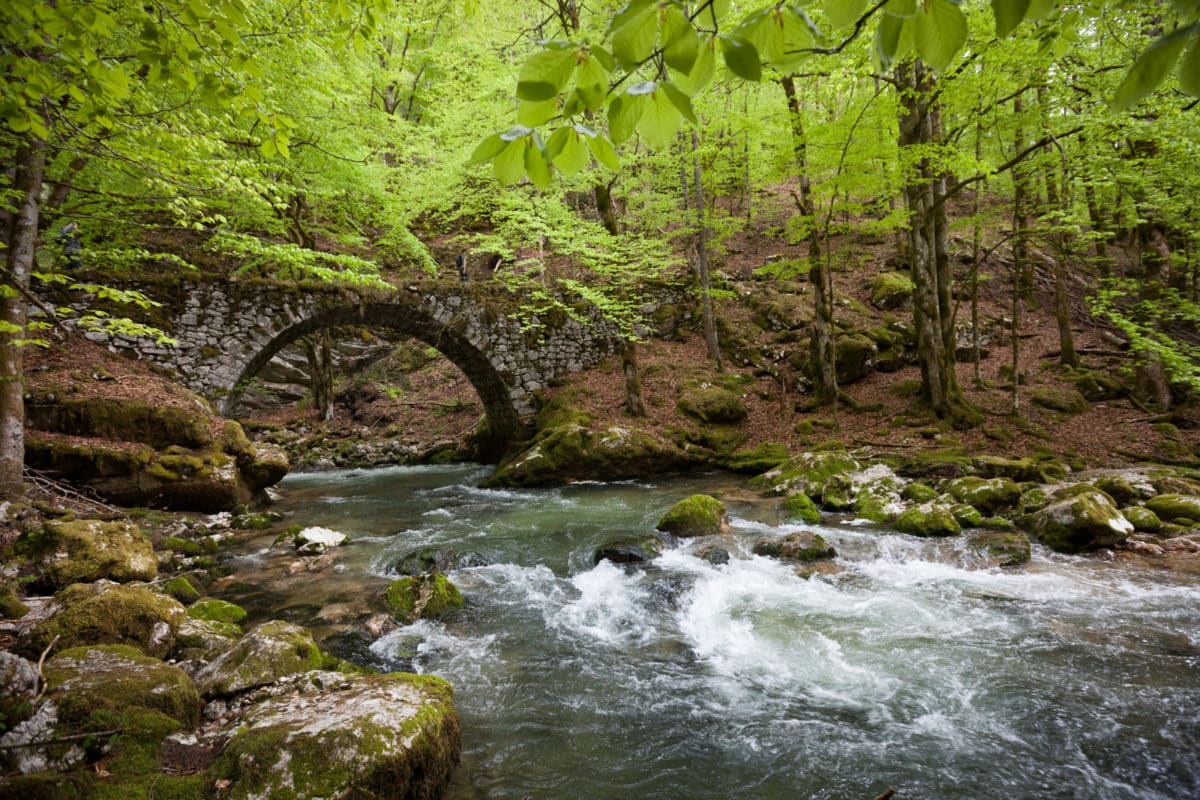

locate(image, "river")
[[212, 464, 1200, 800]]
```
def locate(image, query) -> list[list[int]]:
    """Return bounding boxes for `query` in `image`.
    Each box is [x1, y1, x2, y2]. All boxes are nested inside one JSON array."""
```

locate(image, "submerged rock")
[[1030, 487, 1133, 553], [965, 531, 1032, 567], [210, 672, 460, 800], [391, 547, 489, 576], [594, 537, 665, 565], [384, 575, 465, 623], [751, 531, 836, 562], [656, 494, 729, 537]]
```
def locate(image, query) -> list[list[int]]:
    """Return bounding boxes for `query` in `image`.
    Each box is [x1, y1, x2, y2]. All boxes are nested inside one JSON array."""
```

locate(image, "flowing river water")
[[213, 464, 1200, 800]]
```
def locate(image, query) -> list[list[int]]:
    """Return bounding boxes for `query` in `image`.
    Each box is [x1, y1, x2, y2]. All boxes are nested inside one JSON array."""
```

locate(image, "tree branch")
[[935, 125, 1085, 211]]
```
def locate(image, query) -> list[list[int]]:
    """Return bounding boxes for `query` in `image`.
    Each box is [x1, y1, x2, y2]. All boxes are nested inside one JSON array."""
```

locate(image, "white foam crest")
[[371, 620, 497, 686], [456, 563, 565, 610], [551, 560, 657, 646], [422, 508, 453, 518]]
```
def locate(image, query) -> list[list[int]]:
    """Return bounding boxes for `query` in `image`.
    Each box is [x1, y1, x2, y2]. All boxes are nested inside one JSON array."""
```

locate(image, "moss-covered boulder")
[[944, 476, 1021, 515], [894, 504, 961, 537], [594, 537, 665, 565], [1092, 475, 1146, 507], [193, 620, 330, 698], [1121, 506, 1162, 533], [1145, 494, 1200, 523], [1030, 488, 1133, 553], [188, 597, 247, 626], [1072, 369, 1125, 402], [18, 519, 156, 592], [1019, 486, 1052, 515], [949, 503, 984, 528], [161, 576, 201, 604], [720, 442, 790, 474], [820, 473, 854, 511], [972, 456, 1049, 483], [384, 575, 465, 624], [17, 582, 186, 660], [1031, 387, 1090, 415], [833, 333, 878, 385], [782, 492, 821, 523], [965, 531, 1032, 567], [24, 393, 213, 449], [676, 382, 748, 424], [751, 531, 836, 562], [754, 451, 861, 497], [901, 482, 938, 503], [868, 271, 914, 311], [0, 581, 29, 619], [171, 616, 241, 662], [210, 672, 460, 800], [656, 494, 729, 537], [44, 644, 201, 728]]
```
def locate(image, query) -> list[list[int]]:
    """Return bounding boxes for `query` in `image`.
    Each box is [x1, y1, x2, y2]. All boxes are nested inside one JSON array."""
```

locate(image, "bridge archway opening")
[[222, 303, 526, 460]]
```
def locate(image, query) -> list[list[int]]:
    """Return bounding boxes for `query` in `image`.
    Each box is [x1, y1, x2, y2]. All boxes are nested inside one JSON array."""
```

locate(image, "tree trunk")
[[895, 59, 968, 423], [690, 131, 722, 370], [621, 338, 647, 417], [303, 330, 335, 422], [593, 179, 620, 236], [1012, 95, 1035, 305], [781, 74, 836, 404], [0, 139, 46, 498]]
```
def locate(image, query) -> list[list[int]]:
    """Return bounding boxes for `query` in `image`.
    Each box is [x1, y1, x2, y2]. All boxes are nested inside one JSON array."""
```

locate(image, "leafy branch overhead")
[[471, 0, 1200, 185]]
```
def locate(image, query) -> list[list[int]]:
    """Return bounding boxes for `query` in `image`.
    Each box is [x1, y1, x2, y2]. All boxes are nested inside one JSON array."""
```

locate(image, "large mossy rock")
[[944, 476, 1021, 515], [1145, 494, 1200, 523], [1030, 488, 1133, 553], [1031, 387, 1090, 415], [754, 451, 861, 497], [24, 406, 288, 512], [832, 333, 878, 385], [676, 382, 748, 423], [656, 494, 729, 537], [868, 271, 914, 311], [210, 672, 460, 800], [44, 644, 201, 728], [17, 582, 186, 660], [18, 519, 156, 592], [782, 492, 821, 523], [965, 531, 1032, 567], [384, 575, 465, 623], [751, 531, 836, 562], [172, 616, 241, 662], [24, 393, 214, 449], [188, 597, 248, 626], [893, 504, 961, 537], [486, 396, 694, 487], [971, 456, 1050, 483], [1121, 505, 1162, 533], [193, 620, 331, 698], [719, 442, 790, 474]]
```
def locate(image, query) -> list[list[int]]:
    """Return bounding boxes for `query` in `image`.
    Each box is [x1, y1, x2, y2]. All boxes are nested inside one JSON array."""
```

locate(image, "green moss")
[[1145, 494, 1200, 522], [1092, 475, 1141, 506], [18, 583, 186, 659], [821, 473, 854, 511], [720, 442, 790, 473], [157, 535, 215, 556], [187, 597, 247, 626], [944, 476, 1021, 515], [195, 620, 328, 697], [676, 383, 748, 424], [23, 393, 213, 449], [894, 505, 961, 537], [162, 577, 200, 604], [1030, 488, 1132, 553], [868, 270, 914, 310], [384, 575, 465, 623], [1121, 506, 1162, 532], [751, 531, 836, 562], [753, 451, 860, 497], [656, 494, 728, 537], [967, 531, 1031, 566], [1, 581, 30, 619], [1031, 387, 1090, 415], [949, 503, 984, 528], [46, 644, 201, 728], [901, 482, 938, 503], [782, 492, 821, 523], [21, 519, 157, 592]]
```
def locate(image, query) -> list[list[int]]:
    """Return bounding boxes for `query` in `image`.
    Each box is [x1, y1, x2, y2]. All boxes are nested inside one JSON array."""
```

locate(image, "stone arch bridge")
[[75, 275, 626, 449]]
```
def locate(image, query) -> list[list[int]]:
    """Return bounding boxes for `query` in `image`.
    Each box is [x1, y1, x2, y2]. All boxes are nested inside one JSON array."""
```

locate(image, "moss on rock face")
[[971, 456, 1051, 483], [901, 482, 938, 503], [833, 333, 878, 385], [210, 672, 460, 800], [782, 492, 821, 523], [17, 582, 186, 660], [965, 531, 1031, 567], [676, 383, 748, 424], [720, 442, 790, 474], [944, 477, 1021, 515], [171, 617, 241, 662], [1031, 387, 1090, 415], [1019, 486, 1052, 515], [868, 271, 914, 311], [45, 644, 201, 728], [1121, 506, 1162, 533], [1145, 494, 1200, 523], [0, 581, 30, 619], [161, 576, 200, 604], [193, 620, 330, 698], [1030, 488, 1133, 553], [656, 495, 729, 537], [893, 505, 961, 537], [19, 519, 157, 592], [751, 531, 836, 562], [949, 503, 984, 528], [754, 451, 861, 497], [187, 598, 247, 626], [384, 575, 465, 624], [24, 393, 213, 449]]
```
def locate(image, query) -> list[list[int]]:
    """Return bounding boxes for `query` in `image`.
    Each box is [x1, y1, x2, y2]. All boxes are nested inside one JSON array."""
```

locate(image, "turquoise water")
[[227, 464, 1200, 800]]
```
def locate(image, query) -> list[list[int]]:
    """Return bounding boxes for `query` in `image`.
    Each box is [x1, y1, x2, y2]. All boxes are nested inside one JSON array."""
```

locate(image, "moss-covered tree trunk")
[[690, 131, 722, 370], [303, 330, 334, 422], [781, 74, 836, 404], [895, 59, 967, 423], [0, 138, 45, 498]]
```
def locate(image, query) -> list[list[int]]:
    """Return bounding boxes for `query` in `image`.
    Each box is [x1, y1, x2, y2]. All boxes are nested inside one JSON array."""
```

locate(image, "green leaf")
[[524, 139, 553, 187], [637, 87, 683, 149], [608, 91, 649, 143], [824, 0, 868, 28], [469, 132, 510, 166], [674, 36, 717, 94], [885, 0, 917, 16], [914, 0, 967, 72], [517, 45, 578, 101], [587, 134, 621, 170], [1025, 0, 1056, 22], [720, 34, 761, 81], [874, 12, 908, 71], [575, 54, 609, 110], [500, 125, 534, 141], [661, 82, 698, 124], [518, 97, 558, 126], [546, 127, 590, 174], [738, 5, 814, 69], [493, 139, 526, 185], [991, 0, 1031, 38], [662, 5, 700, 74], [612, 3, 657, 68], [1179, 29, 1200, 97], [1112, 25, 1194, 111]]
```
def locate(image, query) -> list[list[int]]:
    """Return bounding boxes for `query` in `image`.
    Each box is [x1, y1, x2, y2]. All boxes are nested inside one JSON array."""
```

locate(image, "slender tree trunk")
[[690, 131, 722, 370], [621, 339, 647, 417], [1012, 95, 1035, 305], [971, 121, 984, 387], [303, 330, 334, 422], [0, 139, 46, 498], [781, 74, 836, 404], [1046, 137, 1079, 369]]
